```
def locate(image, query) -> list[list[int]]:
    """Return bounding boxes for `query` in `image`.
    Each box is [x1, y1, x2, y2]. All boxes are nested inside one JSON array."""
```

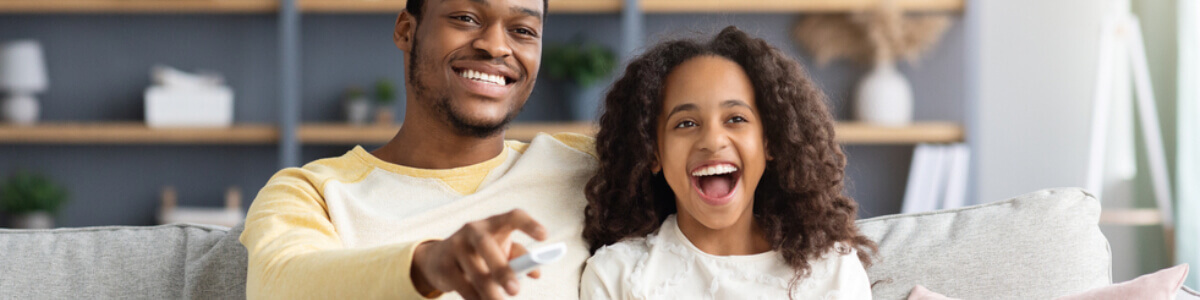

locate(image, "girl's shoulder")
[[587, 236, 651, 267]]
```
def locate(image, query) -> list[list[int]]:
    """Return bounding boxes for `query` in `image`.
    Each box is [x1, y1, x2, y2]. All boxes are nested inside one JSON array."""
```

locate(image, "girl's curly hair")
[[583, 26, 877, 284]]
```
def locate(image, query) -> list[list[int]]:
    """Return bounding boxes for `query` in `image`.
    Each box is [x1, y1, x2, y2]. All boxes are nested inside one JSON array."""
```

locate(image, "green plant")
[[373, 79, 397, 105], [0, 171, 69, 215], [344, 86, 365, 101], [543, 39, 617, 88]]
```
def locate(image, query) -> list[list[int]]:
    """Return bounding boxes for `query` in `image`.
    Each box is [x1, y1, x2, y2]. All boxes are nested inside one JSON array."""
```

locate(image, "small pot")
[[855, 59, 913, 127], [10, 211, 54, 229], [564, 81, 608, 122], [374, 108, 394, 126], [343, 96, 371, 126]]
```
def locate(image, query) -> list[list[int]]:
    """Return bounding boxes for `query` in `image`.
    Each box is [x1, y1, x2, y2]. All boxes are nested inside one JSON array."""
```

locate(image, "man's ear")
[[394, 12, 416, 52]]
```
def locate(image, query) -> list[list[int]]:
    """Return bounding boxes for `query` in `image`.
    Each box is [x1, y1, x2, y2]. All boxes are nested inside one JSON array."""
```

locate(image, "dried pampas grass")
[[792, 1, 951, 67]]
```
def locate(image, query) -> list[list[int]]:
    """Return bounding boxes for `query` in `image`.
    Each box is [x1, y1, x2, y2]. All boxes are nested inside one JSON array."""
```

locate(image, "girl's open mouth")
[[688, 163, 741, 206]]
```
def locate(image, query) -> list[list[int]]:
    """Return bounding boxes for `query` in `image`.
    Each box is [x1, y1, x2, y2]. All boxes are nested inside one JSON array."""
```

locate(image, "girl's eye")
[[727, 116, 748, 123], [452, 15, 478, 24], [674, 120, 697, 129]]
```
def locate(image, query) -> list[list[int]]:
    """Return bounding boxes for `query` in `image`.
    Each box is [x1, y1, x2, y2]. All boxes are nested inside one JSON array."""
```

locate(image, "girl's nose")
[[697, 125, 732, 153]]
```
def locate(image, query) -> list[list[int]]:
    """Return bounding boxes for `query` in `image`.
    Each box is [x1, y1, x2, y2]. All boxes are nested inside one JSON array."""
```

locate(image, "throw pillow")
[[1055, 264, 1189, 300]]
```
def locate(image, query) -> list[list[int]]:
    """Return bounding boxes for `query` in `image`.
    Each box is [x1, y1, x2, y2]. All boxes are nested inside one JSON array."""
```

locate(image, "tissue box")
[[145, 86, 233, 128]]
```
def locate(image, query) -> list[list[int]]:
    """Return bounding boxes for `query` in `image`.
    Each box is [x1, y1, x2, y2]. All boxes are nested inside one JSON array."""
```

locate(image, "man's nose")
[[472, 24, 513, 59]]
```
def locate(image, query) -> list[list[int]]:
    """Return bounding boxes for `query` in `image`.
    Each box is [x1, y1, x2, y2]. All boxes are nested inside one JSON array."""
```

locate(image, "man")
[[239, 0, 597, 298]]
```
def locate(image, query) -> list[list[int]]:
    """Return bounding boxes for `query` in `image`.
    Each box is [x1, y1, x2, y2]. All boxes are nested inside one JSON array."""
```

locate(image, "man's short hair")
[[406, 0, 548, 21]]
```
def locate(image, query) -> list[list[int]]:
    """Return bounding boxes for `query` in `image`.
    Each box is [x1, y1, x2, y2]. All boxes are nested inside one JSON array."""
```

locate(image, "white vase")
[[854, 60, 913, 127], [564, 82, 607, 122], [10, 211, 54, 229], [2, 93, 39, 126], [343, 97, 371, 126]]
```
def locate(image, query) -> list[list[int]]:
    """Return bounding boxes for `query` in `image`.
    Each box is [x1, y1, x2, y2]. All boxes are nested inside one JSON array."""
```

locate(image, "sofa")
[[0, 187, 1190, 299]]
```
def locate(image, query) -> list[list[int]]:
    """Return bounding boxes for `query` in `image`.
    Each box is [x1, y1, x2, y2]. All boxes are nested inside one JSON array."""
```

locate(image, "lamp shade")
[[0, 40, 48, 93]]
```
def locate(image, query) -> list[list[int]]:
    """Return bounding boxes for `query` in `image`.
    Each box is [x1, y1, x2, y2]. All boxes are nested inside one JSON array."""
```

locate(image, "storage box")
[[144, 86, 233, 128]]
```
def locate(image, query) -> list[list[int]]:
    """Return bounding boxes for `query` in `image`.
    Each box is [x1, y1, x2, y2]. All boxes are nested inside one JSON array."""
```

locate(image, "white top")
[[580, 215, 872, 300]]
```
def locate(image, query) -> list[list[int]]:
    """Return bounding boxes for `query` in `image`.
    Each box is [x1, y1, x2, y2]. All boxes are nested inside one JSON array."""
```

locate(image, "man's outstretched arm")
[[241, 167, 547, 300], [240, 168, 434, 299]]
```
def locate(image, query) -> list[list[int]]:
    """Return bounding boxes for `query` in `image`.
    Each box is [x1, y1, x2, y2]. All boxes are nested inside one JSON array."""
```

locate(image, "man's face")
[[399, 0, 543, 138]]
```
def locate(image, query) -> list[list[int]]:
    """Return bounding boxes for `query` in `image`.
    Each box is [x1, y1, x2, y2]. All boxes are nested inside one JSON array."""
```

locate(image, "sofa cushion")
[[0, 222, 247, 299], [857, 187, 1111, 299]]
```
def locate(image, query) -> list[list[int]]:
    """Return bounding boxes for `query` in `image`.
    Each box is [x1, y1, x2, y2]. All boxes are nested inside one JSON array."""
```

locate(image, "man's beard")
[[407, 32, 524, 139]]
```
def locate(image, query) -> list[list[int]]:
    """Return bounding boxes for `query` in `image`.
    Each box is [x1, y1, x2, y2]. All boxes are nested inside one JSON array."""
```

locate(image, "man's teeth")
[[691, 165, 738, 177], [459, 69, 506, 86]]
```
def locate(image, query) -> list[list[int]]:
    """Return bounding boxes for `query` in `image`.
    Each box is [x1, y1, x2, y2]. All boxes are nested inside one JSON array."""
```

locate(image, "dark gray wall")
[[0, 12, 964, 226]]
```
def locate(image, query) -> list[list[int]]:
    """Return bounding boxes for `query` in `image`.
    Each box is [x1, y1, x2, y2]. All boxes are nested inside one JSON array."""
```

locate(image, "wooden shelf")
[[298, 0, 621, 13], [298, 122, 596, 144], [835, 122, 963, 144], [0, 121, 962, 145], [0, 123, 278, 144], [300, 121, 962, 145], [641, 0, 963, 13], [0, 0, 278, 14]]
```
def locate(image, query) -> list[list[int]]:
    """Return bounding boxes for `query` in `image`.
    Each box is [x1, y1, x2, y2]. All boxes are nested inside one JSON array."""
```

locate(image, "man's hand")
[[411, 209, 547, 299]]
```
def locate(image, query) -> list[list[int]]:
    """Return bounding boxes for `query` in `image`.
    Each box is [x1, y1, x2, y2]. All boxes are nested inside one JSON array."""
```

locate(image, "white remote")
[[508, 242, 567, 276]]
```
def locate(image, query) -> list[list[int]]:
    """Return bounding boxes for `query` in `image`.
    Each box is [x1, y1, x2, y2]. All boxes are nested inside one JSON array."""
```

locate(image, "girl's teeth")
[[691, 165, 737, 176]]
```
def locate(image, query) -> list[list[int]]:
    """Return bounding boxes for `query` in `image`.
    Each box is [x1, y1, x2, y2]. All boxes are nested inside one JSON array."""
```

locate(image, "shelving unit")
[[1, 0, 969, 226]]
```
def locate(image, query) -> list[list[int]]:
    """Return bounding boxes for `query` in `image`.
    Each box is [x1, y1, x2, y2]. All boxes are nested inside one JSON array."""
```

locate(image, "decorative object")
[[157, 186, 244, 228], [792, 1, 950, 126], [342, 87, 371, 126], [0, 40, 49, 126], [0, 171, 68, 229], [373, 78, 397, 125], [543, 38, 616, 121], [144, 65, 234, 128]]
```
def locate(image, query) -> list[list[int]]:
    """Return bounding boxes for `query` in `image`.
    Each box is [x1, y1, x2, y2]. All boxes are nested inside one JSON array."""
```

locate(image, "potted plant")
[[342, 86, 371, 126], [0, 171, 68, 229], [373, 78, 397, 125], [543, 38, 617, 121]]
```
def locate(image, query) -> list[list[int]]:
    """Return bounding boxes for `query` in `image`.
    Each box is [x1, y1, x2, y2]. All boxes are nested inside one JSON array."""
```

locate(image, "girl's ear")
[[652, 151, 662, 174], [764, 139, 774, 161]]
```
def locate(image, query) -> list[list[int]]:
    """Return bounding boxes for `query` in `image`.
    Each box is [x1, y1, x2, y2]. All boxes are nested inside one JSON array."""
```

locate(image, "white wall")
[[974, 0, 1112, 202], [973, 0, 1176, 281]]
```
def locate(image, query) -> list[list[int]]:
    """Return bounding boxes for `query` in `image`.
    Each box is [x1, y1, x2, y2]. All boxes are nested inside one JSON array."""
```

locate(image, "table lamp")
[[0, 40, 48, 126]]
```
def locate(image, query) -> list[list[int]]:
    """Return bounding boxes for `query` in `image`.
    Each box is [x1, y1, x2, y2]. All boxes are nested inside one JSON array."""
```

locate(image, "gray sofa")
[[0, 188, 1142, 298]]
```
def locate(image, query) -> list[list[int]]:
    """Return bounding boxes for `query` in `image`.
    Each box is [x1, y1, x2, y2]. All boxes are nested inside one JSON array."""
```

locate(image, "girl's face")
[[656, 55, 768, 232]]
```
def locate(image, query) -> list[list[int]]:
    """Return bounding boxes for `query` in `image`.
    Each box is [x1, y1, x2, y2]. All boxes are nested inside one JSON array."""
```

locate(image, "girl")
[[581, 26, 876, 299]]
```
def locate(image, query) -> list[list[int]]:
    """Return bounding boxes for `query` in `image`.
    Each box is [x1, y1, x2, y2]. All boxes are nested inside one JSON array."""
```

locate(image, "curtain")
[[1176, 0, 1199, 288]]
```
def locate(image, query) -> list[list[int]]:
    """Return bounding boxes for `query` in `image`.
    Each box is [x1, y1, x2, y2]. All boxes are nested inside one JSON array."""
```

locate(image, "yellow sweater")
[[240, 133, 597, 299]]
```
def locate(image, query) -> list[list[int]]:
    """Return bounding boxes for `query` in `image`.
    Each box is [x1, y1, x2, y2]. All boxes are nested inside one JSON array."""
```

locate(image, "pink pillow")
[[1055, 264, 1190, 300], [907, 285, 961, 300]]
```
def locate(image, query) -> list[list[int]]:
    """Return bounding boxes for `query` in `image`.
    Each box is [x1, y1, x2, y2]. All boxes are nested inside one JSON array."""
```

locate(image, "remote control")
[[508, 242, 567, 275]]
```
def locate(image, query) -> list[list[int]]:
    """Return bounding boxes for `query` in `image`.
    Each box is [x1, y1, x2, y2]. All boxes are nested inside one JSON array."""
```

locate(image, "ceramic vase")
[[855, 59, 913, 127]]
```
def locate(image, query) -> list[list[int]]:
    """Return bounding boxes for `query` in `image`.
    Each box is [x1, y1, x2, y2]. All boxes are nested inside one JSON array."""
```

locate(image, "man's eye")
[[514, 28, 537, 37], [727, 116, 747, 123], [452, 16, 478, 24], [675, 120, 696, 128]]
